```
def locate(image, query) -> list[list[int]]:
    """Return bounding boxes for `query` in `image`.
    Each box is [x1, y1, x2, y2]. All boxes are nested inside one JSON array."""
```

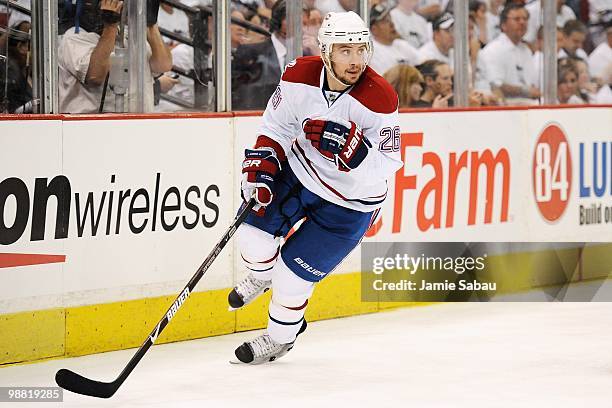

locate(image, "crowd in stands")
[[0, 0, 610, 113]]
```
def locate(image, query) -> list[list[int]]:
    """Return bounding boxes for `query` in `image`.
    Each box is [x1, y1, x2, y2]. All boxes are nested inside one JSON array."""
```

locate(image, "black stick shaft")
[[57, 199, 255, 397], [114, 199, 255, 387]]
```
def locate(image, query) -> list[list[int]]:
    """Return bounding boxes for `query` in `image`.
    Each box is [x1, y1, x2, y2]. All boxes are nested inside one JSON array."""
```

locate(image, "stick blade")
[[55, 368, 118, 399]]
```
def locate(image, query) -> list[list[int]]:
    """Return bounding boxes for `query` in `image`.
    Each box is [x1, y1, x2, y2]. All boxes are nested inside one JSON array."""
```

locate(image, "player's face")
[[330, 43, 369, 85]]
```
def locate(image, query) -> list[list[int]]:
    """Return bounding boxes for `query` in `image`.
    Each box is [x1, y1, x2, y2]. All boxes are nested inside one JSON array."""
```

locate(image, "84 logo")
[[532, 123, 572, 222]]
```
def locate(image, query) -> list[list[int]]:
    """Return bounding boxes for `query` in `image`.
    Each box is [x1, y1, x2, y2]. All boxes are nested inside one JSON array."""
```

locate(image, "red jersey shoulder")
[[349, 67, 398, 114], [281, 56, 323, 87]]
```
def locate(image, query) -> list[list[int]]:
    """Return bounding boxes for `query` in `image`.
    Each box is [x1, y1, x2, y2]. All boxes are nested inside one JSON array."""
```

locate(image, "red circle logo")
[[532, 124, 572, 222]]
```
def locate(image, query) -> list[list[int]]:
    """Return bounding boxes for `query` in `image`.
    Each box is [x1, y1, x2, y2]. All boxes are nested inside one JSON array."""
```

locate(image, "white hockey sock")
[[242, 248, 279, 281], [238, 224, 280, 282], [267, 299, 307, 344]]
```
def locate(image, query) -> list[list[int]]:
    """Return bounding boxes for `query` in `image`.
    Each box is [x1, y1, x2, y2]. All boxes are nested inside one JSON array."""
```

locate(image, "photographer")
[[0, 20, 32, 113], [58, 0, 172, 113]]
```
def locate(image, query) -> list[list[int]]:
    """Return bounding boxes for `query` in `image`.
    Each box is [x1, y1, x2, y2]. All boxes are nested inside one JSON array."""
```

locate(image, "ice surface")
[[1, 301, 611, 407]]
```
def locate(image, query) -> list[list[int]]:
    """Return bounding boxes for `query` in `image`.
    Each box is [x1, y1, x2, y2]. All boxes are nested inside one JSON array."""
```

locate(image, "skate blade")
[[228, 306, 238, 312], [229, 359, 247, 365]]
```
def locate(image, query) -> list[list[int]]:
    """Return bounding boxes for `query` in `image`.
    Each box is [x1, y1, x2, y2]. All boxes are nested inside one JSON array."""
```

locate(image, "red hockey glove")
[[303, 118, 371, 172], [241, 136, 285, 216]]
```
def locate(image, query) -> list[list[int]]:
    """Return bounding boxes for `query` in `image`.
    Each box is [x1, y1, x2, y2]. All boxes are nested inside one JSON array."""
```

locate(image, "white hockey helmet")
[[318, 11, 372, 85]]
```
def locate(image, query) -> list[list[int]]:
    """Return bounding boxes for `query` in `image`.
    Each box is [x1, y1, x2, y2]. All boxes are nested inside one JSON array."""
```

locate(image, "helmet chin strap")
[[325, 65, 352, 89]]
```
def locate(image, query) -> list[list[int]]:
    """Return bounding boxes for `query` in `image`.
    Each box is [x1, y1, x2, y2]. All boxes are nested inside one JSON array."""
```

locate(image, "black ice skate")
[[231, 320, 307, 365], [228, 273, 272, 310]]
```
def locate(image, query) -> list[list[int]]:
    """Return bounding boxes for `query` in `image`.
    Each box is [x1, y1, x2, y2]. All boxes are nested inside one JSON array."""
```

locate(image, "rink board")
[[0, 106, 611, 364]]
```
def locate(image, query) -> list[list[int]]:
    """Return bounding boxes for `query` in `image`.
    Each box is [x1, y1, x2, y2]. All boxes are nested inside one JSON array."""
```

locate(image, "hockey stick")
[[55, 199, 256, 398]]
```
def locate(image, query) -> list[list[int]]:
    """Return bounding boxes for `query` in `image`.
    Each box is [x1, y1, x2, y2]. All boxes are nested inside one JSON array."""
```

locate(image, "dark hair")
[[269, 0, 285, 33], [417, 59, 447, 82], [500, 2, 527, 25], [469, 0, 485, 13], [562, 19, 587, 36]]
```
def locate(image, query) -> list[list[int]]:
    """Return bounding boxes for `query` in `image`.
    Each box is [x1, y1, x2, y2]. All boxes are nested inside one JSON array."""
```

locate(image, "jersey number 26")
[[379, 126, 401, 152]]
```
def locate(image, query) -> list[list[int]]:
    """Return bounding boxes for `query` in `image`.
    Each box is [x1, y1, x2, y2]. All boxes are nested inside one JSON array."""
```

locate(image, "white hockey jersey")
[[258, 56, 403, 213]]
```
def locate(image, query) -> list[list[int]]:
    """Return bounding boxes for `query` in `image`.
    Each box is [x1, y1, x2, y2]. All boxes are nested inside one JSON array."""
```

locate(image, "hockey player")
[[229, 10, 403, 364]]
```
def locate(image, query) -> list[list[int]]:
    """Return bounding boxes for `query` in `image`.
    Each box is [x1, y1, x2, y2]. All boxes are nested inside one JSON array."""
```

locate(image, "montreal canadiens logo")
[[532, 123, 572, 222]]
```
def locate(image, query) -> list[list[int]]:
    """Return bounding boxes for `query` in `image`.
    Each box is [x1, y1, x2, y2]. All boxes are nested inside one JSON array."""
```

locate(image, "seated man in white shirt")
[[418, 13, 454, 66], [369, 2, 420, 76], [481, 2, 540, 104], [390, 0, 431, 48]]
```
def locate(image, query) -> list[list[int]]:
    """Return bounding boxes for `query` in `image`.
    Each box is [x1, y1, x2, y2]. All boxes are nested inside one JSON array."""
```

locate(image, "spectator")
[[532, 26, 563, 89], [246, 0, 275, 21], [469, 0, 488, 46], [486, 0, 504, 43], [383, 64, 425, 107], [481, 2, 540, 104], [58, 0, 172, 113], [572, 57, 598, 102], [390, 0, 431, 48], [413, 59, 453, 107], [588, 24, 612, 85], [232, 0, 286, 110], [0, 20, 32, 113], [231, 9, 249, 49], [559, 19, 588, 59], [418, 13, 454, 67], [303, 6, 324, 56], [594, 64, 611, 103], [469, 14, 498, 104], [557, 58, 582, 103], [369, 2, 419, 75], [524, 0, 576, 46], [237, 2, 268, 44]]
